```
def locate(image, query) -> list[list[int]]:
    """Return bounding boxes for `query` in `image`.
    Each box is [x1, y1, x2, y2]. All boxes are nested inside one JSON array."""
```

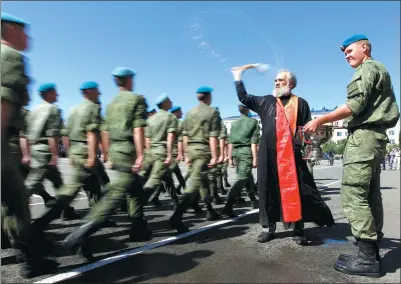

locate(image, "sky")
[[3, 1, 400, 119]]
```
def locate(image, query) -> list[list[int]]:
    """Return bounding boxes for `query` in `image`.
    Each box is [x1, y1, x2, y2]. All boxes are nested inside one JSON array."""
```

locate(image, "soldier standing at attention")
[[138, 95, 179, 208], [25, 83, 80, 220], [304, 34, 400, 278], [1, 12, 59, 278], [222, 104, 259, 217], [168, 86, 220, 233], [60, 67, 151, 258]]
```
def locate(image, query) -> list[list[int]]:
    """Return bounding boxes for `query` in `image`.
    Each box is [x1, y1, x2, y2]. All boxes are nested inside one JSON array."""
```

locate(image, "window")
[[336, 132, 342, 137], [390, 139, 395, 144], [389, 130, 395, 135], [334, 122, 339, 126]]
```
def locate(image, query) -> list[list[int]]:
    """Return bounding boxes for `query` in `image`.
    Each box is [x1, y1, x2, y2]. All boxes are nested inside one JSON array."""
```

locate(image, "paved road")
[[2, 159, 400, 283]]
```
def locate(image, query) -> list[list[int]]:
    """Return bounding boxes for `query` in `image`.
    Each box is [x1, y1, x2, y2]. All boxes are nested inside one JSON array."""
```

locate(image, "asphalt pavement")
[[1, 159, 400, 283]]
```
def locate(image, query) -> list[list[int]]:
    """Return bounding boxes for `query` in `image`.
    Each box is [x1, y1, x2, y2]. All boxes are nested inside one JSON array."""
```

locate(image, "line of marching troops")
[[1, 11, 262, 279]]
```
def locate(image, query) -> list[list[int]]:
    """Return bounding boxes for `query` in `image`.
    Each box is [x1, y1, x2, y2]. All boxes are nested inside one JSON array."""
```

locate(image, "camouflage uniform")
[[152, 118, 186, 201], [1, 23, 58, 277], [222, 114, 259, 216], [334, 56, 400, 277], [207, 114, 226, 204], [56, 98, 106, 208], [169, 102, 220, 233], [25, 100, 78, 219], [137, 108, 179, 208], [61, 84, 152, 255]]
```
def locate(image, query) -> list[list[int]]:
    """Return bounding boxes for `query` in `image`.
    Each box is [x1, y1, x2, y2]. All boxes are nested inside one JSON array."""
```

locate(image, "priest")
[[231, 65, 335, 245]]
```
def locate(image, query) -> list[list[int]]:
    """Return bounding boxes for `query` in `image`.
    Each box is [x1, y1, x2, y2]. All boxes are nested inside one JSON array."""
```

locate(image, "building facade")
[[223, 106, 400, 145]]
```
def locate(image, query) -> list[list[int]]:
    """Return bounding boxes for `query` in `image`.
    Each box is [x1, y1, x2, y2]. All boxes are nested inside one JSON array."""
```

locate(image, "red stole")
[[275, 95, 302, 223]]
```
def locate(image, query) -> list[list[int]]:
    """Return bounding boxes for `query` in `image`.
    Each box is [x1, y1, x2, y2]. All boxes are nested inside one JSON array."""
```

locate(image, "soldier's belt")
[[233, 144, 251, 149], [70, 140, 87, 144], [112, 165, 133, 173], [348, 124, 386, 134], [110, 138, 134, 143]]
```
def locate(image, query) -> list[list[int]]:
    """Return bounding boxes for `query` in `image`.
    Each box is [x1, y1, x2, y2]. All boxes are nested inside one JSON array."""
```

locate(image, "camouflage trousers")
[[25, 146, 64, 202], [341, 129, 386, 241], [1, 140, 31, 249], [152, 159, 185, 200], [138, 147, 178, 208], [227, 147, 256, 200]]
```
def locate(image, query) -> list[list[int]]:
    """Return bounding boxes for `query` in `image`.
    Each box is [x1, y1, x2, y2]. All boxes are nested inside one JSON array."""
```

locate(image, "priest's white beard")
[[273, 85, 291, 98]]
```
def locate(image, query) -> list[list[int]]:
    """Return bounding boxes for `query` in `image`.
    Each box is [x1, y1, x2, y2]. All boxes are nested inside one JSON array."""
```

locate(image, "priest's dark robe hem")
[[235, 80, 335, 228]]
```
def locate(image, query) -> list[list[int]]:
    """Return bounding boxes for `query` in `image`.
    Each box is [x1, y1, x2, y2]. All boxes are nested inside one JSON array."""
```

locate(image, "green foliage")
[[322, 139, 347, 155]]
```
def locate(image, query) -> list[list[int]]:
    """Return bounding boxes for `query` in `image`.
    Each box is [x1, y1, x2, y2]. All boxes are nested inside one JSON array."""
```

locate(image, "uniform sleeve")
[[218, 121, 227, 140], [99, 116, 108, 132], [182, 114, 189, 137], [209, 110, 220, 137], [251, 121, 261, 144], [167, 114, 178, 133], [19, 109, 29, 138], [86, 104, 101, 133], [60, 119, 68, 137], [45, 106, 62, 137], [132, 95, 147, 128], [177, 121, 183, 142], [345, 63, 379, 115], [1, 51, 30, 105]]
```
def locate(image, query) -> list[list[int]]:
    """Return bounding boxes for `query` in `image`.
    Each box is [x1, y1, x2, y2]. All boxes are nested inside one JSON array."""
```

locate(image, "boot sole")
[[333, 264, 381, 278]]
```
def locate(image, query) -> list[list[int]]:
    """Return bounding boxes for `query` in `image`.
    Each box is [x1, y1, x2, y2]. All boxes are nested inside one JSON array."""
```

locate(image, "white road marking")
[[35, 180, 340, 283]]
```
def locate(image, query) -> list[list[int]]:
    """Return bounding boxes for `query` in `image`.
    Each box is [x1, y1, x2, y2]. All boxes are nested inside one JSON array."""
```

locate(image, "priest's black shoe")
[[334, 240, 381, 278], [257, 231, 275, 243]]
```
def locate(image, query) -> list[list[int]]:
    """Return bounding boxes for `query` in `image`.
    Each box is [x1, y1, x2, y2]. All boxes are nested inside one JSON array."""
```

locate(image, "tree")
[[321, 139, 347, 155]]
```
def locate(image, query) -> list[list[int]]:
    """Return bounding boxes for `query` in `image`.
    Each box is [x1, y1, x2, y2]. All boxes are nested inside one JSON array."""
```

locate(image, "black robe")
[[235, 81, 335, 228]]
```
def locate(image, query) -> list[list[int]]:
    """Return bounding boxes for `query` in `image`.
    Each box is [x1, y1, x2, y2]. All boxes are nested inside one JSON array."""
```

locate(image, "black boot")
[[339, 239, 381, 262], [222, 197, 238, 218], [257, 223, 276, 243], [205, 203, 220, 221], [224, 178, 231, 188], [61, 205, 81, 221], [129, 219, 152, 242], [169, 203, 190, 234], [334, 240, 381, 278], [213, 192, 223, 205]]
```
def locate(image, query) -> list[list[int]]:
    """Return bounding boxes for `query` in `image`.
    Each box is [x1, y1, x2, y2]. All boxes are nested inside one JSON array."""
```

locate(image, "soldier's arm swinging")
[[101, 131, 110, 162], [20, 136, 30, 163], [166, 132, 175, 163], [133, 127, 145, 171], [228, 143, 233, 166], [86, 131, 98, 167], [218, 138, 225, 163]]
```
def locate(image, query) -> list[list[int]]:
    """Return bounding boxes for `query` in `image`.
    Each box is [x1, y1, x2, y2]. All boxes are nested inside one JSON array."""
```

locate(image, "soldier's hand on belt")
[[217, 155, 224, 164], [132, 156, 144, 173]]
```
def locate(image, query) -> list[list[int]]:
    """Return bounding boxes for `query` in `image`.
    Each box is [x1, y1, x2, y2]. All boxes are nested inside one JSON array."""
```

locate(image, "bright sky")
[[3, 1, 400, 119]]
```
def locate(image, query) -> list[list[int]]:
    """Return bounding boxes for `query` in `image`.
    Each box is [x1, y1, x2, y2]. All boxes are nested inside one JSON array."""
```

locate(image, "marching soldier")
[[168, 86, 220, 233], [25, 83, 80, 220], [222, 104, 259, 217], [138, 94, 179, 208], [61, 67, 151, 259], [1, 11, 59, 277]]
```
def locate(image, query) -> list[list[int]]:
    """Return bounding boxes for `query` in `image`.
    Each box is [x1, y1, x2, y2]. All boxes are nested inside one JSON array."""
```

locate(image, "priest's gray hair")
[[277, 69, 297, 89]]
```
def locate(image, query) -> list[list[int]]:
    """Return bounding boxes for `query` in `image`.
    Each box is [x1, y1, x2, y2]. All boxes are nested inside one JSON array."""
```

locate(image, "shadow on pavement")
[[63, 249, 215, 283]]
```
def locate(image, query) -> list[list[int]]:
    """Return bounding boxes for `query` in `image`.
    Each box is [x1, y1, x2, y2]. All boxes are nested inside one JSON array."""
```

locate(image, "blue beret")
[[156, 94, 169, 105], [111, 67, 136, 78], [170, 106, 181, 113], [38, 83, 56, 92], [148, 108, 156, 113], [80, 81, 98, 90], [1, 12, 28, 26], [341, 34, 368, 51], [196, 86, 213, 93]]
